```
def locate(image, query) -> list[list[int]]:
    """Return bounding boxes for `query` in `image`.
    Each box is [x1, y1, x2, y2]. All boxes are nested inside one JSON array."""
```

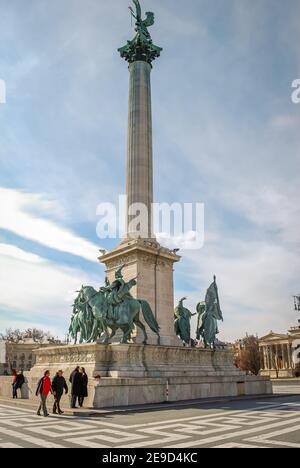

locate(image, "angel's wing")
[[132, 0, 142, 20]]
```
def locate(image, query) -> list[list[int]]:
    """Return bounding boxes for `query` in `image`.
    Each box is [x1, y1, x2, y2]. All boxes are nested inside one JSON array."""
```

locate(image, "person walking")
[[36, 370, 52, 417], [78, 367, 88, 408], [52, 370, 68, 415], [12, 369, 17, 399], [15, 371, 25, 399], [69, 366, 81, 408]]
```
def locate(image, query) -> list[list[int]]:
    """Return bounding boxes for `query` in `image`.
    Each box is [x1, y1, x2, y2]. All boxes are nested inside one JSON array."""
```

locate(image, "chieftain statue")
[[174, 298, 196, 346], [118, 0, 162, 64], [69, 266, 160, 345], [196, 276, 224, 349]]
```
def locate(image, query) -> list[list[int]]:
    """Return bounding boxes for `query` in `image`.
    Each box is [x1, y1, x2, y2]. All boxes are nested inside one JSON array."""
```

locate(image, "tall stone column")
[[100, 1, 181, 346], [126, 61, 154, 240]]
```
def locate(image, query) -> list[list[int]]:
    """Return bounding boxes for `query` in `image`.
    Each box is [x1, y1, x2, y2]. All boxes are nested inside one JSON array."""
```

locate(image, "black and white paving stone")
[[0, 395, 299, 448]]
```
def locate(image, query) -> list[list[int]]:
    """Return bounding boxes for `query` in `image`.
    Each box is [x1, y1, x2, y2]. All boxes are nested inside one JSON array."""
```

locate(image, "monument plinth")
[[24, 343, 272, 409]]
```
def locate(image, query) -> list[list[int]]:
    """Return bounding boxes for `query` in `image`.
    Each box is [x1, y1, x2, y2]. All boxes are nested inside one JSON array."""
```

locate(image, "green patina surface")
[[118, 0, 162, 65], [69, 265, 160, 345], [196, 276, 224, 349]]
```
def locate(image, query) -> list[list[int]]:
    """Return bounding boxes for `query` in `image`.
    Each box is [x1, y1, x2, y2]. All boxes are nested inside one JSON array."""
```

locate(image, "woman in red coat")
[[36, 370, 53, 417]]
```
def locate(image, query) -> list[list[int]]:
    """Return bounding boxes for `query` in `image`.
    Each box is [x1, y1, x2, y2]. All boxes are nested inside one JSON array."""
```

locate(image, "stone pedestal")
[[22, 343, 272, 409], [100, 239, 181, 346]]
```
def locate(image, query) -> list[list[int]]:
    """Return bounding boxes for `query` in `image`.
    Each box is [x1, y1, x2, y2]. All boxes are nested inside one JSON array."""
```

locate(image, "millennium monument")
[[100, 0, 180, 346], [24, 0, 271, 408]]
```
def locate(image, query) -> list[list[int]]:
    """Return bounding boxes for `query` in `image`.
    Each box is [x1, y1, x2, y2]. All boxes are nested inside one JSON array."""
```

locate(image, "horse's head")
[[197, 302, 206, 315], [81, 286, 97, 301]]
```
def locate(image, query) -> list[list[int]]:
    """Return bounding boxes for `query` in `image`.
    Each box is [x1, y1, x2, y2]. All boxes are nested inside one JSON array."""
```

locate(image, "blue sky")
[[0, 0, 299, 341]]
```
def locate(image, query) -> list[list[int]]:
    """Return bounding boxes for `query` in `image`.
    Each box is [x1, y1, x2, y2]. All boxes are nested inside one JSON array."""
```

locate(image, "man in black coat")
[[15, 371, 25, 398], [78, 367, 88, 408], [52, 370, 68, 414], [69, 366, 81, 408]]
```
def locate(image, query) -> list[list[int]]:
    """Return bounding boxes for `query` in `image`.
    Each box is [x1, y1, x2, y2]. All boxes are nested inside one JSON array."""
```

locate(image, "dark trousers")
[[53, 394, 63, 414], [71, 394, 78, 408], [37, 394, 48, 416], [12, 384, 18, 399], [78, 396, 85, 407]]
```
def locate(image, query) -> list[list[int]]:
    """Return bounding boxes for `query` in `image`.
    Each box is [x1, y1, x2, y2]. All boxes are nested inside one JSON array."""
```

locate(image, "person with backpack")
[[36, 370, 53, 417]]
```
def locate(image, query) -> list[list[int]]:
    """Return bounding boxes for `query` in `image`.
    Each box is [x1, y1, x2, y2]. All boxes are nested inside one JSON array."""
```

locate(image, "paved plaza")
[[0, 394, 299, 448]]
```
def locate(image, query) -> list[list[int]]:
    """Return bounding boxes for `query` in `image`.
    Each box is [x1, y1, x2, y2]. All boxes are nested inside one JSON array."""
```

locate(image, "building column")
[[287, 344, 293, 369], [263, 346, 267, 370], [267, 346, 271, 370], [281, 344, 286, 369], [275, 344, 280, 369], [270, 346, 274, 369]]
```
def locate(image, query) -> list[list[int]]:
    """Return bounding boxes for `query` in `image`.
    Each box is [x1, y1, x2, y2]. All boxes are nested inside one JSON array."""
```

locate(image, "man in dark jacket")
[[13, 371, 25, 399], [52, 370, 68, 415], [78, 367, 88, 408], [69, 366, 81, 408], [16, 370, 25, 398]]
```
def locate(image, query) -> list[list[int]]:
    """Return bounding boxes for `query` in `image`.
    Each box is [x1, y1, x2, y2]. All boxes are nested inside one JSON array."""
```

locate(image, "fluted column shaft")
[[126, 61, 154, 239]]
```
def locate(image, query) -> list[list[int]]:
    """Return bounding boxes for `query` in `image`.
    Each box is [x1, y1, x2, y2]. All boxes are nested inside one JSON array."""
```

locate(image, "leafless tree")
[[236, 335, 261, 376]]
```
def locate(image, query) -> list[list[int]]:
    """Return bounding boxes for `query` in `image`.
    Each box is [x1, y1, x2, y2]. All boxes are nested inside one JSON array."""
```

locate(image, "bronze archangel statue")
[[118, 0, 162, 64]]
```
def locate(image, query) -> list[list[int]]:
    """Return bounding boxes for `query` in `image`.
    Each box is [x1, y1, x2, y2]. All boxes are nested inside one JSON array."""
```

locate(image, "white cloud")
[[0, 188, 101, 262], [0, 243, 43, 264], [177, 238, 299, 342], [270, 114, 300, 130], [0, 246, 100, 337]]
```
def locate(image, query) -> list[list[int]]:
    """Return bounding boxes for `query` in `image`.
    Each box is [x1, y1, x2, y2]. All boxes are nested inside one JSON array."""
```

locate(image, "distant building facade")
[[0, 339, 57, 374], [0, 340, 6, 375], [259, 324, 300, 379]]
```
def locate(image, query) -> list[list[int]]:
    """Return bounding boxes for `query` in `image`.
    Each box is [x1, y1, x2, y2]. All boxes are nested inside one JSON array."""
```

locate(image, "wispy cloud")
[[0, 188, 101, 262], [0, 0, 299, 340], [0, 243, 43, 263], [270, 114, 300, 130], [0, 245, 100, 336]]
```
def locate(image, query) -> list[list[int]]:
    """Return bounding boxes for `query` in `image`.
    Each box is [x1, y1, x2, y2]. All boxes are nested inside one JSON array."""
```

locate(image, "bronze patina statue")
[[69, 267, 160, 345], [118, 0, 162, 64], [174, 298, 196, 346], [196, 276, 224, 349]]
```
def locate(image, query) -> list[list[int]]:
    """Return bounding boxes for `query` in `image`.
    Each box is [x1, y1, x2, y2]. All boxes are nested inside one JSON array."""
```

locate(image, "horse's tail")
[[139, 300, 160, 341]]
